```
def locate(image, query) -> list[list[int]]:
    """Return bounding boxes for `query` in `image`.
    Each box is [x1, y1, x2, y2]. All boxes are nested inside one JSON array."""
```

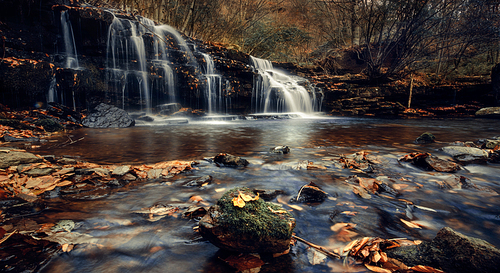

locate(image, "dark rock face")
[[291, 182, 328, 203], [387, 227, 500, 273], [269, 146, 290, 154], [400, 153, 461, 172], [81, 103, 135, 128], [199, 187, 295, 253], [213, 153, 249, 167]]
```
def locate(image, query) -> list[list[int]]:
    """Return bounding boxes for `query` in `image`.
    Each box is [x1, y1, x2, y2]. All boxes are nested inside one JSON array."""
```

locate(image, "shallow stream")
[[28, 116, 500, 272]]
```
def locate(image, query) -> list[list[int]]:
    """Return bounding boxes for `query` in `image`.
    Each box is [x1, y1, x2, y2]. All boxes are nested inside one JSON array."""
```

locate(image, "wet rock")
[[184, 175, 213, 187], [386, 227, 500, 273], [57, 157, 78, 165], [82, 103, 135, 128], [213, 153, 249, 167], [199, 187, 295, 253], [484, 138, 500, 149], [441, 146, 489, 164], [33, 118, 64, 132], [415, 132, 436, 144], [112, 165, 130, 176], [1, 134, 40, 142], [475, 107, 500, 118], [269, 146, 290, 154], [0, 148, 42, 169], [291, 182, 328, 203], [135, 115, 155, 122], [158, 103, 181, 115], [17, 164, 57, 177], [400, 152, 461, 172], [253, 189, 286, 201]]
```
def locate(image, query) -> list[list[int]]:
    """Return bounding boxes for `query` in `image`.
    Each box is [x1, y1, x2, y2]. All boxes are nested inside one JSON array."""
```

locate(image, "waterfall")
[[250, 56, 321, 114], [60, 10, 80, 69], [47, 75, 59, 103], [202, 53, 227, 115]]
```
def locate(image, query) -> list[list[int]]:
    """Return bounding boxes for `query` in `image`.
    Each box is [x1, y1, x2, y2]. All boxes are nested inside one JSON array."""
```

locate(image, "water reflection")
[[29, 117, 500, 272]]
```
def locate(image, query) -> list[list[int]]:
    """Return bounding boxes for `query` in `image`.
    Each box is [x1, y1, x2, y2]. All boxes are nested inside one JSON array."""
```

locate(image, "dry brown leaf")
[[351, 237, 370, 256], [240, 192, 259, 202], [342, 239, 359, 254]]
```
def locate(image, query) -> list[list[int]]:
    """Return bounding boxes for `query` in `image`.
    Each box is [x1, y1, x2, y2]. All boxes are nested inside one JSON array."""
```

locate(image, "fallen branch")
[[60, 136, 84, 147], [292, 235, 341, 259]]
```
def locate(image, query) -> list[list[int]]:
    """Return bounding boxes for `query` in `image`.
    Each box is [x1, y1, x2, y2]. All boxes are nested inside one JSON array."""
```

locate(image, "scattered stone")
[[57, 157, 78, 165], [291, 182, 328, 203], [0, 148, 42, 169], [475, 107, 500, 118], [399, 152, 461, 172], [199, 187, 295, 253], [82, 103, 135, 128], [183, 175, 212, 187], [253, 189, 286, 201], [441, 146, 489, 164], [135, 115, 155, 122], [112, 165, 130, 176], [33, 118, 64, 132], [213, 153, 249, 167], [269, 146, 290, 154], [2, 134, 40, 142], [484, 139, 500, 149], [415, 132, 436, 144], [386, 227, 500, 273]]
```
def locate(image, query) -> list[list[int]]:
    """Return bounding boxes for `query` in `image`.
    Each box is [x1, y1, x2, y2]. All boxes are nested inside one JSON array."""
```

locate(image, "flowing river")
[[27, 116, 500, 272]]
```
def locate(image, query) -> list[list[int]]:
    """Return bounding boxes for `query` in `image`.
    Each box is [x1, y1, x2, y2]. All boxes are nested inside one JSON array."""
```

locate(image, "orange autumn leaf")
[[239, 192, 259, 202], [232, 196, 245, 208], [365, 264, 392, 273]]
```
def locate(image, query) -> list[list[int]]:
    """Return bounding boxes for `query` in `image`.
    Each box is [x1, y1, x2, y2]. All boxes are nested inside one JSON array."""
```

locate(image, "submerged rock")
[[199, 187, 295, 253], [269, 146, 291, 154], [386, 227, 500, 273], [291, 182, 328, 203], [213, 153, 249, 167], [82, 103, 135, 128], [441, 146, 489, 164], [399, 152, 461, 172], [183, 175, 212, 187], [415, 132, 436, 144]]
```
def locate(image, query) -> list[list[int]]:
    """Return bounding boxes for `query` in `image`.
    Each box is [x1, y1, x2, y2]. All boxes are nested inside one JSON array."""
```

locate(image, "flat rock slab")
[[0, 148, 42, 169], [441, 146, 489, 164], [475, 107, 500, 118]]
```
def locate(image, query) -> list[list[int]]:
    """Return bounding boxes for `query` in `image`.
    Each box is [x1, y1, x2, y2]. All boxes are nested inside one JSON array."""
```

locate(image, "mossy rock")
[[199, 187, 295, 253]]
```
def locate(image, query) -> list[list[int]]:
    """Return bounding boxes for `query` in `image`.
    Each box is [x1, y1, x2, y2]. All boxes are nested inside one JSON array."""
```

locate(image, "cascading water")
[[201, 53, 228, 115], [250, 56, 322, 114], [60, 10, 80, 69]]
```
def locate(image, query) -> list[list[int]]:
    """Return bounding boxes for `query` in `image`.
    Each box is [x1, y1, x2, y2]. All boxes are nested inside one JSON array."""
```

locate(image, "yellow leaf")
[[401, 219, 422, 229], [232, 196, 245, 208], [239, 192, 259, 202], [409, 265, 444, 273]]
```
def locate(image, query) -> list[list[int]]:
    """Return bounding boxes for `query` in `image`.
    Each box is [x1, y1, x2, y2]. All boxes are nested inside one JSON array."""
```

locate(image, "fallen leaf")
[[400, 219, 422, 229], [240, 191, 259, 202], [365, 263, 392, 273], [232, 196, 245, 208]]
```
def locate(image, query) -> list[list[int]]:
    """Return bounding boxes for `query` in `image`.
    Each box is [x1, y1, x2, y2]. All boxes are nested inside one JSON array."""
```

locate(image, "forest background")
[[89, 0, 500, 82]]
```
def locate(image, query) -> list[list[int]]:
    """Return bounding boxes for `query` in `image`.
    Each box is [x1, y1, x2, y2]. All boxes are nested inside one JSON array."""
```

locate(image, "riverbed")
[[27, 116, 500, 272]]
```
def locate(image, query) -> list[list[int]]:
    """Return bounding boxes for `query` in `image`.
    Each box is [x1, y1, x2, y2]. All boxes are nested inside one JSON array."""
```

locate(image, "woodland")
[[88, 0, 500, 81]]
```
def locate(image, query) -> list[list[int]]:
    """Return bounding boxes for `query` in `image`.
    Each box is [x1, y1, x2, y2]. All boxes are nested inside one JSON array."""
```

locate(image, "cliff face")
[[0, 0, 258, 113]]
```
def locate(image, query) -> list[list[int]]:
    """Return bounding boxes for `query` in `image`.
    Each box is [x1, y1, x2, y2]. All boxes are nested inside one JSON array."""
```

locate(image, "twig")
[[292, 235, 341, 259], [0, 230, 17, 245], [60, 136, 84, 147]]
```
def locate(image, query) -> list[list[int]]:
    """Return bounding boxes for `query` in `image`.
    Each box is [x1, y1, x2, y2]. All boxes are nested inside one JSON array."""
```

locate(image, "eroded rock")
[[213, 153, 249, 167], [0, 148, 42, 169], [415, 132, 436, 144], [82, 103, 135, 128], [441, 146, 489, 164]]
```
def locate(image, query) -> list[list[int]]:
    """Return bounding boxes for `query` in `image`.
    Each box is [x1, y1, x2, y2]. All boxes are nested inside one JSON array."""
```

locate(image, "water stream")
[[28, 117, 500, 272]]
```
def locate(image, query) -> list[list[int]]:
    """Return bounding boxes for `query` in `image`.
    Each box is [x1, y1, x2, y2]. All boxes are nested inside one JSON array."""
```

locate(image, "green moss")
[[216, 187, 295, 240]]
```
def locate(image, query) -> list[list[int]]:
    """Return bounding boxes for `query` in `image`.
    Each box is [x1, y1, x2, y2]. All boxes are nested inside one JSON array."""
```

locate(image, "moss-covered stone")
[[199, 187, 295, 253]]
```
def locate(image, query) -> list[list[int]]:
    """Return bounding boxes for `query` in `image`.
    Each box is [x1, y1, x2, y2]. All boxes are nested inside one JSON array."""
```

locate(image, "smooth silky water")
[[30, 116, 500, 272]]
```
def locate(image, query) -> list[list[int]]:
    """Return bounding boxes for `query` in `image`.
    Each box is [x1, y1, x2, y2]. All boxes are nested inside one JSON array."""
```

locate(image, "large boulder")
[[441, 146, 489, 164], [82, 103, 135, 128], [199, 187, 295, 253], [387, 227, 500, 273]]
